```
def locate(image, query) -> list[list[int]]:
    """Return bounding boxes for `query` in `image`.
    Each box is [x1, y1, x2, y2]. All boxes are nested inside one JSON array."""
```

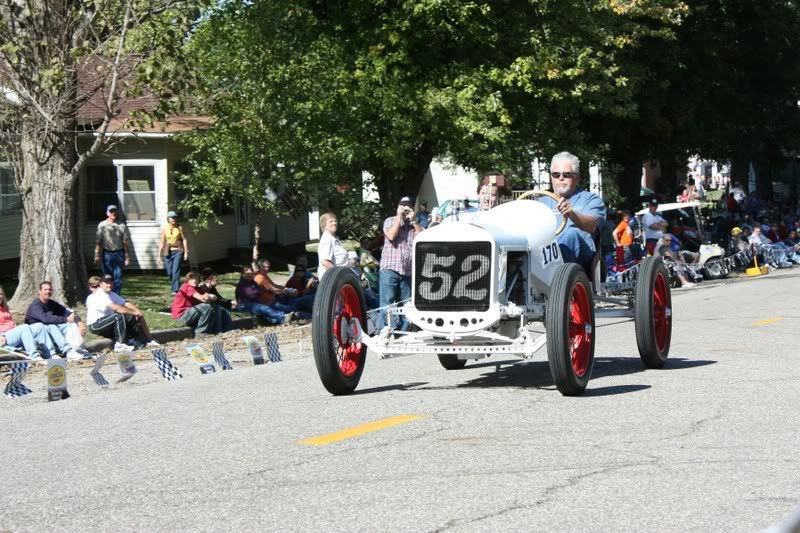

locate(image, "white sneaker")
[[65, 349, 84, 360], [682, 282, 696, 288], [146, 340, 161, 347], [282, 312, 294, 325], [114, 342, 135, 353]]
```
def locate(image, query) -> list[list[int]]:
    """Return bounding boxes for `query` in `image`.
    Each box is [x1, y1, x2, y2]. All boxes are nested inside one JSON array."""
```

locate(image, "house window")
[[122, 166, 156, 221], [86, 165, 118, 221], [86, 163, 157, 222], [0, 166, 21, 214]]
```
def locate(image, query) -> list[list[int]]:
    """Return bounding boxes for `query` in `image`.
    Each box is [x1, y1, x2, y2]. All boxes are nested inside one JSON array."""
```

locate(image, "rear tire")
[[635, 257, 672, 368], [312, 267, 367, 395], [437, 354, 467, 370], [545, 263, 595, 396]]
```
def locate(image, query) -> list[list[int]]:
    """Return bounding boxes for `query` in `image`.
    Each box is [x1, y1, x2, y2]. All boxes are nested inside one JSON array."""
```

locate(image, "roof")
[[635, 201, 702, 216], [75, 56, 211, 135]]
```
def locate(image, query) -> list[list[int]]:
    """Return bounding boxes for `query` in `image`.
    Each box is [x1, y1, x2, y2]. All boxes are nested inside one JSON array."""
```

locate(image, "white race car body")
[[406, 200, 563, 337]]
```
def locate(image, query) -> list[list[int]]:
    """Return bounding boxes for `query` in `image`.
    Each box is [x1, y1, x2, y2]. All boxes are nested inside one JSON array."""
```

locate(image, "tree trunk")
[[10, 131, 86, 311], [374, 140, 434, 214]]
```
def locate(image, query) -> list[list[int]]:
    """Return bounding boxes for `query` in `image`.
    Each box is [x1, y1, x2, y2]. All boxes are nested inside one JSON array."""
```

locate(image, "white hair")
[[550, 151, 580, 174]]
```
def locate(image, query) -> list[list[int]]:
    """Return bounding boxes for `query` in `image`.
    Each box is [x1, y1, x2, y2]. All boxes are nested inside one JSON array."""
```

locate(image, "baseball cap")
[[106, 204, 118, 213], [398, 196, 413, 207], [101, 274, 114, 283], [731, 227, 742, 236], [166, 210, 178, 219], [648, 198, 658, 206]]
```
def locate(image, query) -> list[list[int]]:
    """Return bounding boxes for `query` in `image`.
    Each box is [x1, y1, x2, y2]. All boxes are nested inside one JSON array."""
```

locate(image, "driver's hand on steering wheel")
[[556, 196, 573, 220]]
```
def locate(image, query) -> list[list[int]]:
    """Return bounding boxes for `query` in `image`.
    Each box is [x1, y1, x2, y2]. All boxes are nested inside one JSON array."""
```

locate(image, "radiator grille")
[[414, 241, 492, 311]]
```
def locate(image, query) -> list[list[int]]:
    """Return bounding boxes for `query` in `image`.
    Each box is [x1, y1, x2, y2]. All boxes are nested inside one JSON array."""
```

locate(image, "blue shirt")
[[539, 190, 606, 253]]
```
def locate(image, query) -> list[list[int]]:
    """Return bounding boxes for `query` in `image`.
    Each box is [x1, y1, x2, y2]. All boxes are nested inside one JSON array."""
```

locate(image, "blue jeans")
[[377, 269, 411, 331], [238, 301, 286, 325], [164, 250, 183, 293], [2, 323, 47, 357], [556, 227, 596, 273], [270, 301, 311, 321], [102, 249, 125, 294]]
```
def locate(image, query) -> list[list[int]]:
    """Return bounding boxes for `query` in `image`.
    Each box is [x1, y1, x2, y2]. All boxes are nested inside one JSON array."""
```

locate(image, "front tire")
[[312, 267, 367, 395], [545, 263, 595, 396], [437, 354, 467, 370], [635, 257, 672, 368]]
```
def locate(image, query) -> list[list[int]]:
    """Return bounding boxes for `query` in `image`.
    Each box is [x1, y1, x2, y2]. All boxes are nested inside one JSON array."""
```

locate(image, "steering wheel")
[[515, 189, 568, 236]]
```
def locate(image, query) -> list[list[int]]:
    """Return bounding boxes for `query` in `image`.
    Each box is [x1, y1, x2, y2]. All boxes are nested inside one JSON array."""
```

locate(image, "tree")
[[183, 0, 684, 219], [0, 0, 203, 309]]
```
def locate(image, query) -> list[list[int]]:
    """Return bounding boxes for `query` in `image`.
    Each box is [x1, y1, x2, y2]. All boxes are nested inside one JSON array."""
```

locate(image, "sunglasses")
[[551, 172, 577, 179]]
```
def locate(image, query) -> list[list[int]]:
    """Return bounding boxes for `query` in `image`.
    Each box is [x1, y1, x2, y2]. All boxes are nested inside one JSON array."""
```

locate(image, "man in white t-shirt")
[[641, 198, 669, 255], [86, 275, 156, 351]]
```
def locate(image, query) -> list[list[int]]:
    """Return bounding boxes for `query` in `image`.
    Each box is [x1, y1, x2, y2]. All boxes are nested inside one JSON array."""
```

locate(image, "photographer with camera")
[[378, 196, 423, 331]]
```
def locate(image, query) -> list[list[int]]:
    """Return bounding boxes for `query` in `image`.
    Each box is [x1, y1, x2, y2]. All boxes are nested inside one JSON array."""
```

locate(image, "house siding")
[[0, 213, 22, 261]]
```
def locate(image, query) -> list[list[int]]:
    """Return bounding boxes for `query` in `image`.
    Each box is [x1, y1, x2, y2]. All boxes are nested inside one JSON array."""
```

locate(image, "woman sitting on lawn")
[[171, 272, 232, 335], [0, 286, 48, 359]]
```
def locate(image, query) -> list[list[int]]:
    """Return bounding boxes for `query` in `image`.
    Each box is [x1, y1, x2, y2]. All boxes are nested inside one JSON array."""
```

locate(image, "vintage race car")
[[311, 190, 672, 396]]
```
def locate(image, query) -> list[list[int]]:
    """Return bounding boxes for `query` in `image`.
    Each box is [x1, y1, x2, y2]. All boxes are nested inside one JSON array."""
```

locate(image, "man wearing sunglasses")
[[538, 151, 606, 272]]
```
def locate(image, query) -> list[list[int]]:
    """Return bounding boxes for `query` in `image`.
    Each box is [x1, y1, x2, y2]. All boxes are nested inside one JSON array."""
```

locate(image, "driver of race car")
[[538, 151, 606, 272]]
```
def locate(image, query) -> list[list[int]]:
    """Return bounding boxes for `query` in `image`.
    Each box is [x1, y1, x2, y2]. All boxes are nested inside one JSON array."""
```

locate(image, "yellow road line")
[[300, 415, 422, 446], [752, 317, 783, 327]]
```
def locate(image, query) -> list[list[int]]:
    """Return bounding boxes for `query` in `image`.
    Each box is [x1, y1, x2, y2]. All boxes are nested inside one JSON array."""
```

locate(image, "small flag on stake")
[[4, 362, 32, 398], [212, 341, 233, 370], [264, 332, 282, 363], [242, 336, 265, 365], [186, 344, 216, 374], [46, 358, 69, 401], [91, 355, 109, 387], [152, 349, 183, 381], [117, 353, 137, 383]]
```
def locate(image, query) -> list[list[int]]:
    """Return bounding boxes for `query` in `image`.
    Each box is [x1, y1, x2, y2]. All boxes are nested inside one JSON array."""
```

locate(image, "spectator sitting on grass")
[[654, 235, 697, 288], [171, 271, 233, 335], [282, 258, 316, 315], [235, 267, 293, 325], [253, 259, 311, 320], [24, 281, 88, 359], [86, 275, 158, 352], [198, 269, 234, 310], [0, 286, 49, 359]]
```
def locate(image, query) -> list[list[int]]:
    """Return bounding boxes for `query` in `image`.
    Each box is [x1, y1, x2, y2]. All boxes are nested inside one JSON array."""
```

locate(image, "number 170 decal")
[[541, 242, 559, 267]]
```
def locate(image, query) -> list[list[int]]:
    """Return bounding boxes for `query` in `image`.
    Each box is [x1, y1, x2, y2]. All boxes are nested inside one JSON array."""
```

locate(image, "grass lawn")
[[2, 270, 292, 336]]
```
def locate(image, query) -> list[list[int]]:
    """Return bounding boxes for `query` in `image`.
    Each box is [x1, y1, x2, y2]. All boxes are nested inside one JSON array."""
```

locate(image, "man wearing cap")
[[415, 201, 431, 229], [537, 152, 606, 272], [642, 198, 669, 255], [378, 196, 423, 331], [158, 211, 189, 295], [95, 205, 131, 294], [86, 275, 157, 351]]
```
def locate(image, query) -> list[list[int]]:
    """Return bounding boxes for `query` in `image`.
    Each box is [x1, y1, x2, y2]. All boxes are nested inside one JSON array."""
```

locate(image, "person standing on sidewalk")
[[158, 211, 189, 295], [94, 205, 131, 295], [377, 196, 423, 331]]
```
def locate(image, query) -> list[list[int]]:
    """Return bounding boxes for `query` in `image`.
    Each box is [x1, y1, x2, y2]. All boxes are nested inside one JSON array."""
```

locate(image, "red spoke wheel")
[[312, 267, 367, 395], [545, 263, 595, 396], [635, 257, 672, 368]]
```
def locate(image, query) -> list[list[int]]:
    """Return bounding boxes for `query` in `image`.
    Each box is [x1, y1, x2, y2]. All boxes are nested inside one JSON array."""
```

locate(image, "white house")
[[0, 121, 315, 271]]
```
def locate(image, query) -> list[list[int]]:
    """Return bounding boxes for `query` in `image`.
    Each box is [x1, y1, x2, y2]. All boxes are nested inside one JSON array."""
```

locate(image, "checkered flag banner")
[[264, 332, 282, 363], [4, 362, 32, 398], [91, 355, 109, 387], [152, 349, 183, 381], [212, 341, 233, 370]]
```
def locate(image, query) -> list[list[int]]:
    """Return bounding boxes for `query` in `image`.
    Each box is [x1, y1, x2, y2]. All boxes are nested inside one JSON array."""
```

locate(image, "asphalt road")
[[1, 269, 799, 532]]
